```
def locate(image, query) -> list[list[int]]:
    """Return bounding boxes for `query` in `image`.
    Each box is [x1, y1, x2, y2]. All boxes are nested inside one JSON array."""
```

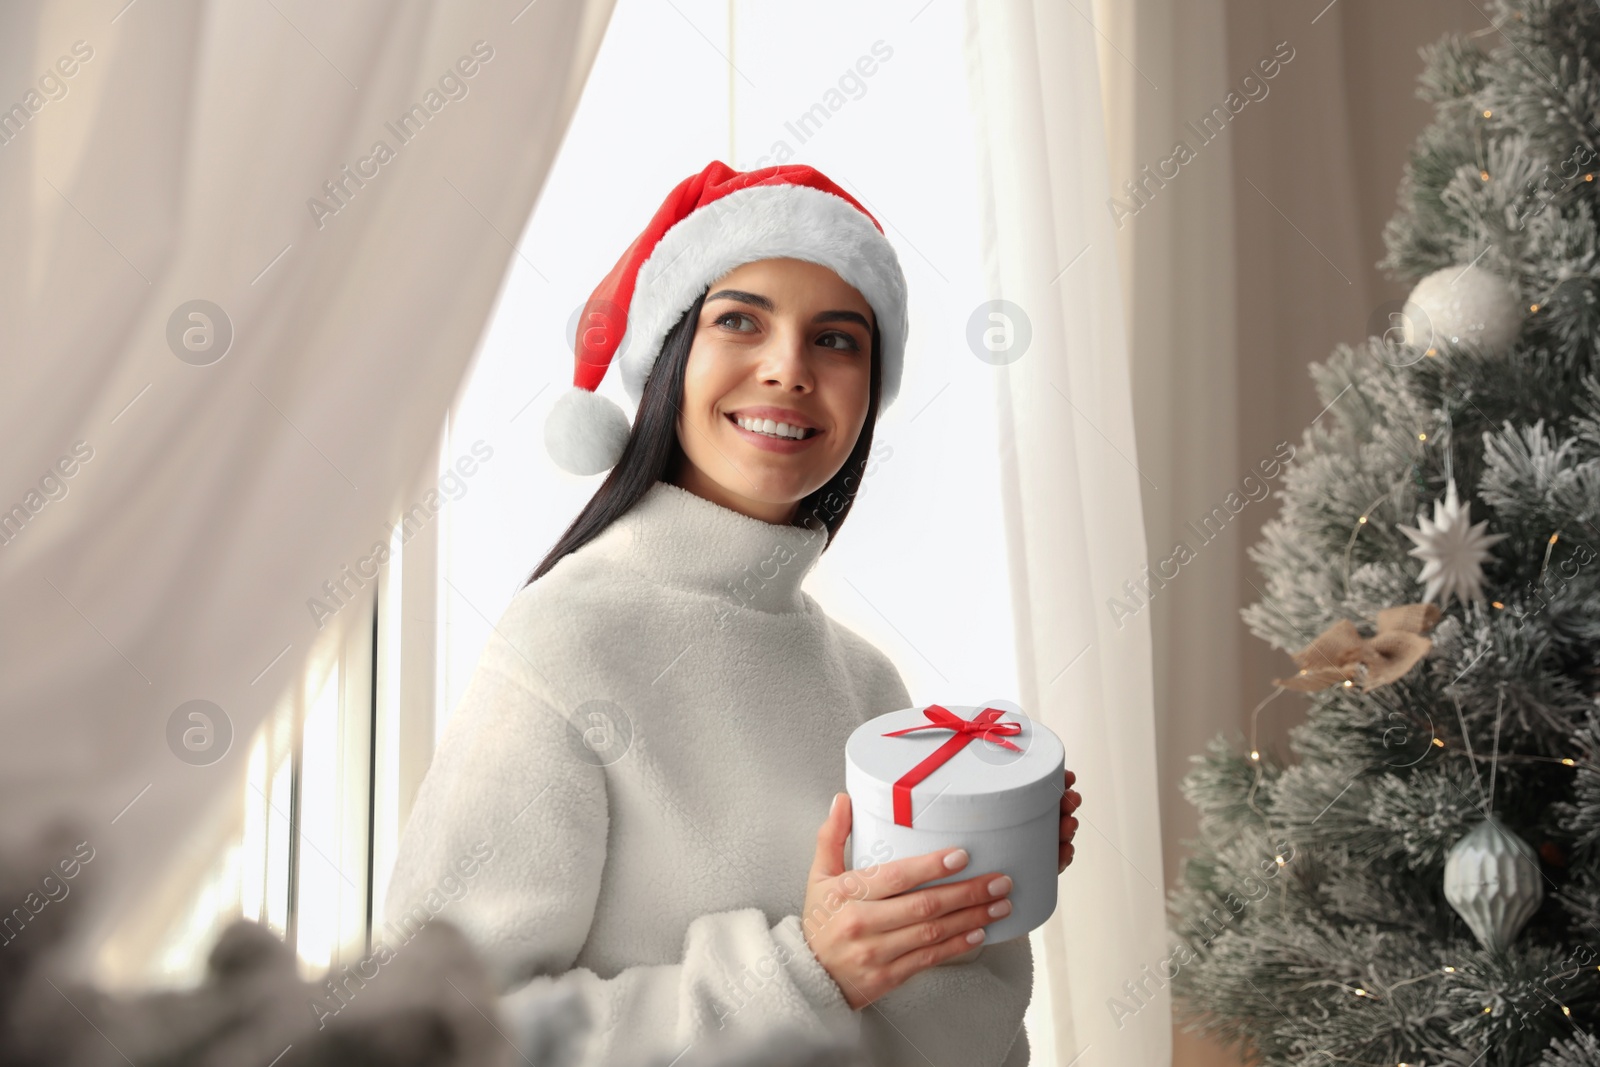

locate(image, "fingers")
[[1060, 771, 1080, 814], [871, 887, 1013, 965], [848, 844, 973, 902], [1059, 775, 1079, 874], [1059, 802, 1079, 873], [810, 793, 851, 881], [860, 870, 1012, 939], [878, 911, 1002, 988]]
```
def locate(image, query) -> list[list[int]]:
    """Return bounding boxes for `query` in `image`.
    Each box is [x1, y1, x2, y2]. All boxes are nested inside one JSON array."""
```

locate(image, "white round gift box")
[[844, 701, 1065, 945]]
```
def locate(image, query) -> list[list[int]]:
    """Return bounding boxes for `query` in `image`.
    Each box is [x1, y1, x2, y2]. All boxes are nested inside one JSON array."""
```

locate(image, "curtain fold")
[[1091, 0, 1243, 920], [0, 0, 615, 979], [1088, 4, 1241, 1064], [963, 1, 1171, 1063]]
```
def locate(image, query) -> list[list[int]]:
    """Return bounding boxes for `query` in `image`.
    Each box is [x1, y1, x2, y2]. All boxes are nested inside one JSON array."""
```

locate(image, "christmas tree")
[[1164, 2, 1600, 1063]]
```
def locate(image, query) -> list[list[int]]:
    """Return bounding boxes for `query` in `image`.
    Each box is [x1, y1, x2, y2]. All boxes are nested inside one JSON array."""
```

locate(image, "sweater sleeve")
[[837, 626, 1038, 1065], [380, 613, 863, 1066]]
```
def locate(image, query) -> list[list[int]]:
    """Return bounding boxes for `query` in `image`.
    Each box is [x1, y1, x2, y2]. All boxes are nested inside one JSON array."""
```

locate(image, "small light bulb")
[[1342, 679, 1354, 688], [1492, 601, 1505, 609], [1432, 738, 1444, 747], [1358, 515, 1368, 524], [1480, 170, 1490, 181], [1355, 987, 1369, 997], [1530, 303, 1541, 312], [1587, 173, 1595, 182], [1563, 758, 1576, 766], [1418, 432, 1428, 440], [1482, 109, 1492, 118], [1275, 854, 1285, 866], [1443, 966, 1455, 973], [1250, 749, 1260, 760]]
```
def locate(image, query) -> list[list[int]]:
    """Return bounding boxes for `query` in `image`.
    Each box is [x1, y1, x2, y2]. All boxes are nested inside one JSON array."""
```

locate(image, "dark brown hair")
[[524, 288, 884, 587]]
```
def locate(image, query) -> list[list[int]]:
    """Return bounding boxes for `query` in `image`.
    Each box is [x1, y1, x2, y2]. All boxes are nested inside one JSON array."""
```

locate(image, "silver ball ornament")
[[1442, 815, 1543, 952]]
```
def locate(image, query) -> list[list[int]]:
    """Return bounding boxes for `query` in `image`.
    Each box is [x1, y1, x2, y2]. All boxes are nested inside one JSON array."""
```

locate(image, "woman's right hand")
[[800, 792, 1014, 1011]]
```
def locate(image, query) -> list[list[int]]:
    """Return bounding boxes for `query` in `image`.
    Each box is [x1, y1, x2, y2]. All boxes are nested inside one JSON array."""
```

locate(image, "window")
[[107, 422, 452, 987]]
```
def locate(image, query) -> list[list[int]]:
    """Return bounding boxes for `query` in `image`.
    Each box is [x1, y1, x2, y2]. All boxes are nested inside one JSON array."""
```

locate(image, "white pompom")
[[1400, 263, 1523, 358], [544, 387, 630, 475]]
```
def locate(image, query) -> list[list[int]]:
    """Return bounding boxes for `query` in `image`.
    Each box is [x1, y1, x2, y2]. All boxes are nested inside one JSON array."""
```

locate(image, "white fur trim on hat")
[[615, 184, 908, 410]]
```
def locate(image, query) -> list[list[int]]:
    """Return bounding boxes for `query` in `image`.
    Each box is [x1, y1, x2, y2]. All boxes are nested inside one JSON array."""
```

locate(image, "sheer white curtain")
[[964, 1, 1172, 1064], [0, 0, 614, 980]]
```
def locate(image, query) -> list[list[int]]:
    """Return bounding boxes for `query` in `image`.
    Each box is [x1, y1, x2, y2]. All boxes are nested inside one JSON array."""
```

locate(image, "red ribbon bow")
[[882, 705, 1022, 827]]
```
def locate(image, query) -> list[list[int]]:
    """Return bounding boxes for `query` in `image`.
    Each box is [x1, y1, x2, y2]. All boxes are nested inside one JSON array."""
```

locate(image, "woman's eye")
[[713, 311, 755, 331], [819, 332, 862, 352]]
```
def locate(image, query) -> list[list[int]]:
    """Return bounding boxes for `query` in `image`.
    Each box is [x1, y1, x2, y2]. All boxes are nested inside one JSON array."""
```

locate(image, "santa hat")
[[544, 160, 909, 475]]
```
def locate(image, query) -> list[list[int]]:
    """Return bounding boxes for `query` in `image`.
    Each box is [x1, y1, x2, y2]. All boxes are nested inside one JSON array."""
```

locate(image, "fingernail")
[[830, 794, 841, 814], [988, 875, 1012, 896], [988, 899, 1012, 918], [944, 849, 969, 870], [966, 928, 986, 944]]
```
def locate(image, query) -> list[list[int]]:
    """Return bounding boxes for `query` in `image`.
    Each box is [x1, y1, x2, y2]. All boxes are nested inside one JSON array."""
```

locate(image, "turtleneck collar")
[[582, 480, 831, 615]]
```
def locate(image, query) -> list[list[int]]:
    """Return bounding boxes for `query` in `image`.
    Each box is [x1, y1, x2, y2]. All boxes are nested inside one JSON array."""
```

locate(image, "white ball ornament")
[[1442, 815, 1543, 952], [545, 387, 631, 476], [1400, 263, 1523, 358]]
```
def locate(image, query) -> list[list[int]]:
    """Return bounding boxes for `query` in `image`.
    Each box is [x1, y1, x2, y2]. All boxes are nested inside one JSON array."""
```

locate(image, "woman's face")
[[670, 257, 874, 525]]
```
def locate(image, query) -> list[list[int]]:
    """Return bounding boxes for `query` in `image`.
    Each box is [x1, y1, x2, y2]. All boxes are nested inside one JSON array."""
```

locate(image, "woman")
[[383, 161, 1082, 1066]]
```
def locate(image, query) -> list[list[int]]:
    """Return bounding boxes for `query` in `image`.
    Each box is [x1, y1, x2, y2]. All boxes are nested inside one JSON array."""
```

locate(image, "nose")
[[756, 323, 815, 393]]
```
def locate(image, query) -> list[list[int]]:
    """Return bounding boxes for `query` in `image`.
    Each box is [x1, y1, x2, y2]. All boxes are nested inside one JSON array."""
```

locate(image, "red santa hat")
[[544, 160, 909, 475]]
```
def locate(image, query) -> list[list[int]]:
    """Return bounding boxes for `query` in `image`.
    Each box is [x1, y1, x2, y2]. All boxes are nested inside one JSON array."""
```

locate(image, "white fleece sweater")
[[382, 480, 1033, 1066]]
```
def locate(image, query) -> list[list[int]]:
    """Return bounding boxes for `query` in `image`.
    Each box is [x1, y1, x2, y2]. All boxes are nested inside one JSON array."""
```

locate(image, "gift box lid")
[[845, 701, 1065, 832]]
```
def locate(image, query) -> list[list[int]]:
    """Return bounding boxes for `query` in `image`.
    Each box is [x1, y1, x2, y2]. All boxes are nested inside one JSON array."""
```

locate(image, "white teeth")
[[735, 415, 812, 440]]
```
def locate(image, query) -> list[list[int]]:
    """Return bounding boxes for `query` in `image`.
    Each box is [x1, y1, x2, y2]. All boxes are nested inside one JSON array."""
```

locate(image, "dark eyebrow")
[[705, 288, 872, 331]]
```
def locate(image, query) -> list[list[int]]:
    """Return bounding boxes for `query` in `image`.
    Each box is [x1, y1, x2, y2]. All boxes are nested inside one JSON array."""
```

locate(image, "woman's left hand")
[[1058, 769, 1080, 874]]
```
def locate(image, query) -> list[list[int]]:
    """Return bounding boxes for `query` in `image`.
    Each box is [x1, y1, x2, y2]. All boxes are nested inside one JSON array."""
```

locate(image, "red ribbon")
[[882, 705, 1022, 827]]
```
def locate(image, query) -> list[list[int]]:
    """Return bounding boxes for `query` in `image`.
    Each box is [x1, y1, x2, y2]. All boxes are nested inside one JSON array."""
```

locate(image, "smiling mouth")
[[725, 413, 821, 441]]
